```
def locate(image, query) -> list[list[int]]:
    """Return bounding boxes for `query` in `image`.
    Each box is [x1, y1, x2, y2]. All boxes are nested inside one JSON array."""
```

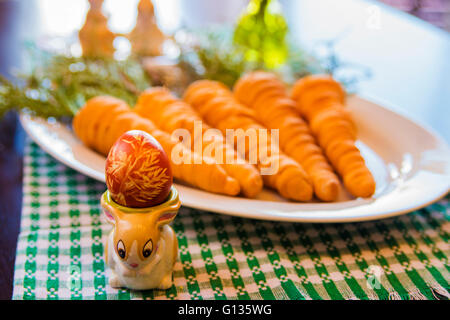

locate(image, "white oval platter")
[[20, 95, 450, 223]]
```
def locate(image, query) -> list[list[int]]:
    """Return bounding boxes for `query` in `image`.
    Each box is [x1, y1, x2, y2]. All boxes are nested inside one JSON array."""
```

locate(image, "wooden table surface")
[[0, 0, 449, 299]]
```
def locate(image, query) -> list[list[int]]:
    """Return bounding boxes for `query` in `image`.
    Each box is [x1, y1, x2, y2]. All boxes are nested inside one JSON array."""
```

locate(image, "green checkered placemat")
[[12, 141, 450, 300]]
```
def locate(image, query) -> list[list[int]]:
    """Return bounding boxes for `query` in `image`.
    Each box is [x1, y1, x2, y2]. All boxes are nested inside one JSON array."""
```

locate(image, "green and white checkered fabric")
[[13, 141, 450, 300]]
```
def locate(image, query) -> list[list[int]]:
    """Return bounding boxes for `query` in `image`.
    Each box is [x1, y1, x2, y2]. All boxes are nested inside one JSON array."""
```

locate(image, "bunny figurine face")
[[107, 209, 167, 269], [101, 187, 180, 290]]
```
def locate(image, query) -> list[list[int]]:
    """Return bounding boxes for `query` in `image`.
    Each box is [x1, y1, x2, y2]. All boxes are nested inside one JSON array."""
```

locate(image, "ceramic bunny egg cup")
[[101, 130, 179, 291], [101, 186, 180, 290]]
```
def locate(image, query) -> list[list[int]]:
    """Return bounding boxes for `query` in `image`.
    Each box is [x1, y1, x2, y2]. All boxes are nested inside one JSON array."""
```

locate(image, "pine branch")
[[0, 49, 151, 120]]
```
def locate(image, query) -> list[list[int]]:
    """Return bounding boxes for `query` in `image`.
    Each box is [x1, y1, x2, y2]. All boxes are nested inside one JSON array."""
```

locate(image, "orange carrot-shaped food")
[[73, 96, 240, 196], [135, 87, 263, 198], [184, 80, 313, 202], [291, 75, 375, 198], [234, 71, 341, 202]]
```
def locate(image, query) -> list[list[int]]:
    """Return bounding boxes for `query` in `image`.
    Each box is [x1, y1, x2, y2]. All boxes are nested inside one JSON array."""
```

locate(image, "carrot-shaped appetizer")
[[234, 71, 341, 202], [184, 80, 313, 202], [291, 75, 375, 198], [135, 87, 263, 198], [73, 96, 240, 196]]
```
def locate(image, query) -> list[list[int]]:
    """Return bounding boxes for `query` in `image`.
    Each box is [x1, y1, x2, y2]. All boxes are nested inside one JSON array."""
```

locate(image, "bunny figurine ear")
[[101, 192, 123, 225], [103, 205, 116, 225], [154, 187, 181, 228], [156, 210, 178, 228]]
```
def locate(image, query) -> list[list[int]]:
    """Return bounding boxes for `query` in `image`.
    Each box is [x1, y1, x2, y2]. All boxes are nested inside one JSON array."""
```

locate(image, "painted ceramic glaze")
[[101, 186, 180, 290]]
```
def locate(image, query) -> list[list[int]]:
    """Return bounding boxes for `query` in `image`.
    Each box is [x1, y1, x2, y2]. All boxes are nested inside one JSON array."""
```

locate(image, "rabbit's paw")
[[109, 274, 122, 288], [122, 269, 137, 278], [158, 273, 173, 290]]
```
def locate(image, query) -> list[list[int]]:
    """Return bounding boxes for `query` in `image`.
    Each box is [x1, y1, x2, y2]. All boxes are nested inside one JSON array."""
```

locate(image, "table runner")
[[12, 141, 450, 300]]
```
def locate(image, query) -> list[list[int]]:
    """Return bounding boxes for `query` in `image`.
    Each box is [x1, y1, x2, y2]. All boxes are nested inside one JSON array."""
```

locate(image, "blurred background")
[[382, 0, 449, 30], [1, 0, 449, 144], [2, 0, 449, 39]]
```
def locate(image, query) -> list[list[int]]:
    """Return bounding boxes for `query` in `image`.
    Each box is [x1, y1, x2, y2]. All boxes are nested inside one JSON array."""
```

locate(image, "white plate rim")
[[20, 94, 450, 223]]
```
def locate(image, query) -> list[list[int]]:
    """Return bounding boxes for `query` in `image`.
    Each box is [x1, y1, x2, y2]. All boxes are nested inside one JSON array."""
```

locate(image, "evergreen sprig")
[[0, 31, 369, 121], [0, 51, 151, 120], [177, 29, 326, 88]]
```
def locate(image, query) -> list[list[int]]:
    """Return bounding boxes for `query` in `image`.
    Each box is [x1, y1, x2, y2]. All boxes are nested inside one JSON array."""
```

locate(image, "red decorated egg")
[[105, 130, 173, 208]]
